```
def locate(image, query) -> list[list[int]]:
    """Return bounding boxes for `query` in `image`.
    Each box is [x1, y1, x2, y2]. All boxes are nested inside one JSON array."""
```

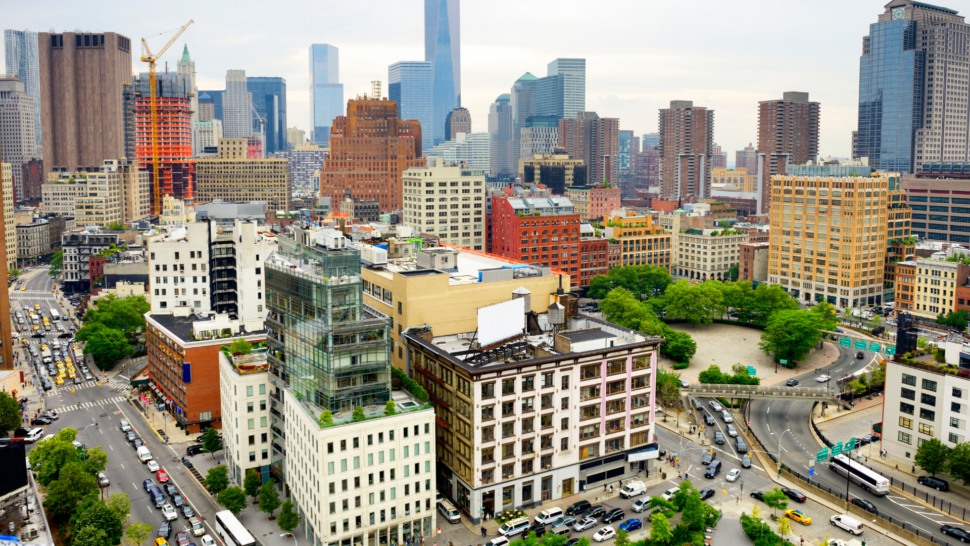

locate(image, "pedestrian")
[[603, 483, 607, 492], [736, 497, 739, 505], [912, 465, 916, 473], [610, 485, 614, 494], [481, 528, 486, 538]]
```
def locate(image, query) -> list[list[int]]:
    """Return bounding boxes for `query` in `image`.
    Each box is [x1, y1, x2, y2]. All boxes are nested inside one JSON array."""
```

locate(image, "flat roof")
[[149, 313, 267, 345], [560, 329, 615, 343]]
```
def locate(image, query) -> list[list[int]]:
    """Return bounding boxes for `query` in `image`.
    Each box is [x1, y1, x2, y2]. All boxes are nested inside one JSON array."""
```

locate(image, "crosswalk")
[[48, 395, 126, 414], [47, 379, 130, 397]]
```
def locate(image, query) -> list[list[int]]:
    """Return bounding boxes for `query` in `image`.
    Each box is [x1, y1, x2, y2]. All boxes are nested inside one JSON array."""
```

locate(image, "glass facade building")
[[618, 130, 634, 172], [389, 61, 435, 152], [547, 58, 586, 120], [425, 0, 460, 147], [309, 44, 344, 146], [4, 29, 41, 153], [266, 235, 391, 414], [857, 19, 925, 174], [246, 77, 287, 154]]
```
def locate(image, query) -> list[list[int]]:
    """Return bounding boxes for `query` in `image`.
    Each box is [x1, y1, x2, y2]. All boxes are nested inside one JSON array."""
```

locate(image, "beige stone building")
[[195, 142, 291, 211], [16, 216, 50, 266], [402, 157, 487, 250], [0, 76, 37, 200], [159, 194, 195, 225], [2, 164, 15, 269], [673, 228, 750, 281], [74, 162, 125, 229], [286, 126, 305, 149], [41, 172, 86, 217]]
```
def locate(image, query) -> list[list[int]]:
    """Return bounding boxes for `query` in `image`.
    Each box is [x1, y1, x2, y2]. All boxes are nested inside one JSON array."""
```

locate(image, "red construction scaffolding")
[[134, 97, 194, 213]]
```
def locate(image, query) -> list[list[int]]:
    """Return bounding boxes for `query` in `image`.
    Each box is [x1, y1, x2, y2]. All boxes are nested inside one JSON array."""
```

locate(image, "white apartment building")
[[195, 119, 223, 155], [61, 228, 120, 293], [402, 157, 487, 251], [673, 228, 750, 281], [148, 220, 275, 320], [882, 361, 968, 463], [220, 350, 273, 485], [160, 195, 196, 225]]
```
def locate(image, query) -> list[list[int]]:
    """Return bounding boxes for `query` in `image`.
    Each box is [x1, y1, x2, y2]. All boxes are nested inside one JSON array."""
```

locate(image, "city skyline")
[[3, 1, 882, 162]]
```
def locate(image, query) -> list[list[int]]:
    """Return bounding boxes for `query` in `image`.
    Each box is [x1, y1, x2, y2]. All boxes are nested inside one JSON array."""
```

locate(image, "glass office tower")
[[425, 0, 460, 147], [246, 77, 287, 154], [309, 44, 344, 146], [857, 19, 925, 174], [389, 61, 435, 152], [547, 58, 585, 120], [4, 29, 41, 153]]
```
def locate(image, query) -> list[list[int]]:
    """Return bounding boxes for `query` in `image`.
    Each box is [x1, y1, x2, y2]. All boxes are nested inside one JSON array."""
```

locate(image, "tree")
[[661, 330, 697, 363], [679, 483, 706, 531], [846, 380, 867, 397], [762, 488, 789, 516], [227, 338, 252, 355], [352, 405, 366, 422], [871, 360, 887, 387], [665, 280, 724, 326], [947, 443, 970, 486], [759, 310, 823, 364], [35, 440, 82, 486], [698, 365, 726, 384], [777, 517, 793, 541], [8, 268, 19, 276], [123, 522, 152, 546], [81, 295, 150, 344], [203, 427, 222, 458], [71, 497, 123, 545], [278, 499, 302, 534], [218, 486, 247, 515], [938, 309, 970, 331], [745, 284, 800, 326], [259, 479, 282, 518], [600, 288, 654, 331], [49, 250, 63, 277], [319, 410, 333, 427], [586, 275, 614, 300], [614, 529, 630, 546], [72, 526, 110, 546], [76, 323, 132, 369], [244, 469, 262, 501], [726, 263, 740, 281], [83, 446, 108, 475], [577, 537, 591, 546], [0, 391, 20, 437], [916, 438, 952, 476], [106, 493, 131, 525], [108, 221, 125, 231], [205, 465, 230, 495], [656, 372, 682, 420], [44, 462, 98, 519], [809, 302, 839, 332], [650, 512, 673, 544], [384, 400, 397, 416]]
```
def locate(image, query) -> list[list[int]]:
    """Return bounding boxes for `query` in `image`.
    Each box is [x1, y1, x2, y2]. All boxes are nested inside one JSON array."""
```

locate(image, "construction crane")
[[141, 20, 194, 218]]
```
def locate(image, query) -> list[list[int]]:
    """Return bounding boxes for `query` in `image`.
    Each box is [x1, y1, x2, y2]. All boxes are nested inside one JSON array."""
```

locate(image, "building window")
[[900, 417, 913, 429], [902, 374, 917, 386], [901, 402, 915, 415], [923, 379, 938, 392], [921, 393, 937, 407], [919, 423, 934, 436], [901, 388, 916, 401], [899, 432, 912, 445], [951, 417, 961, 428]]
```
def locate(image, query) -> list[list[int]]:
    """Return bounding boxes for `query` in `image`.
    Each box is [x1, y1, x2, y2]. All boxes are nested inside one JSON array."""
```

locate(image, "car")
[[785, 509, 812, 525], [602, 508, 624, 524], [720, 410, 733, 423], [862, 434, 877, 445], [817, 375, 831, 383], [157, 521, 172, 540], [147, 460, 160, 472], [593, 527, 616, 542], [726, 424, 737, 437], [201, 537, 216, 546], [661, 487, 679, 501], [84, 372, 94, 381], [573, 517, 597, 532], [735, 438, 748, 453], [552, 516, 576, 529], [174, 531, 191, 546], [132, 438, 145, 449], [157, 470, 169, 483], [750, 490, 767, 501], [143, 479, 157, 492], [189, 517, 205, 537], [782, 488, 807, 503], [704, 414, 715, 426], [726, 469, 741, 482], [171, 493, 185, 508], [186, 445, 203, 456], [526, 522, 547, 538], [98, 472, 109, 488], [584, 505, 606, 519], [918, 476, 949, 491], [631, 499, 649, 513], [741, 454, 752, 469], [125, 431, 136, 442], [680, 379, 689, 389], [30, 417, 51, 426], [163, 484, 178, 497], [565, 539, 580, 546], [941, 525, 970, 542], [850, 498, 878, 515], [786, 379, 799, 387], [856, 352, 865, 359], [566, 500, 591, 516], [180, 504, 195, 519], [489, 537, 511, 546], [162, 504, 177, 521], [619, 518, 642, 532], [714, 431, 725, 444], [43, 411, 58, 421], [702, 451, 717, 465], [698, 488, 715, 501], [709, 400, 723, 412]]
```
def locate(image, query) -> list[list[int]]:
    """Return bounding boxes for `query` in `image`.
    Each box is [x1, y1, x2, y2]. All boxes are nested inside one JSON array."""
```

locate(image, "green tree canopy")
[[650, 512, 673, 544], [661, 329, 697, 363], [227, 338, 253, 355], [76, 323, 132, 369], [205, 465, 229, 494], [71, 497, 123, 545], [49, 250, 63, 277], [123, 522, 152, 546], [938, 309, 970, 330], [600, 288, 656, 330], [656, 371, 682, 413], [665, 280, 724, 326], [726, 263, 740, 281], [948, 443, 970, 486], [81, 294, 150, 343], [759, 309, 824, 364], [106, 493, 131, 525], [278, 499, 302, 534], [742, 284, 800, 326], [809, 301, 839, 332], [916, 438, 952, 477], [259, 479, 282, 517], [72, 526, 110, 546], [44, 462, 98, 520], [587, 265, 672, 300], [762, 488, 789, 516], [0, 391, 20, 437], [218, 486, 247, 515], [244, 469, 262, 501], [203, 427, 222, 457]]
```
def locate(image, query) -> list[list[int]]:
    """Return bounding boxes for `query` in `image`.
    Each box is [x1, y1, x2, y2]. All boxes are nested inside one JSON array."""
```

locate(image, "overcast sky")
[[4, 0, 888, 163]]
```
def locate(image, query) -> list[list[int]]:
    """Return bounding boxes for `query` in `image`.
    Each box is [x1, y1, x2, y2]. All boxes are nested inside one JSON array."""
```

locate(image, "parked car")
[[698, 488, 715, 501], [602, 508, 624, 524], [786, 379, 799, 387], [817, 375, 831, 383], [941, 525, 970, 542], [171, 493, 185, 508], [593, 527, 616, 542], [750, 490, 767, 502], [132, 438, 145, 449], [782, 488, 807, 503], [566, 501, 592, 517], [143, 479, 156, 492], [619, 519, 642, 532], [785, 509, 812, 525], [726, 469, 741, 482], [526, 522, 546, 538], [918, 476, 950, 491], [552, 516, 576, 529], [661, 487, 679, 501], [186, 445, 203, 456], [572, 517, 597, 532], [631, 499, 649, 513]]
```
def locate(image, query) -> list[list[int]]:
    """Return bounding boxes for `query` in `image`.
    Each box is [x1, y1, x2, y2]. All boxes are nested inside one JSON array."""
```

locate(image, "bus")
[[829, 454, 890, 495], [49, 309, 60, 321], [215, 510, 256, 546]]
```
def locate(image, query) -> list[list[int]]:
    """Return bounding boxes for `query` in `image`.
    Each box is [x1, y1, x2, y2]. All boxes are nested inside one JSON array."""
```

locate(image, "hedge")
[[673, 362, 689, 370], [391, 367, 429, 403]]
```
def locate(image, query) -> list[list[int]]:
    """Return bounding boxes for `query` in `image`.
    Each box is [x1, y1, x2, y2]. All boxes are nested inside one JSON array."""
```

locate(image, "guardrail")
[[688, 384, 835, 400]]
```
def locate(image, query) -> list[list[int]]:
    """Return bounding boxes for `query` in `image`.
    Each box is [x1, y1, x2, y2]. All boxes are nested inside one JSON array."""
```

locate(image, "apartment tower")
[[658, 100, 714, 200], [559, 112, 620, 185], [0, 76, 37, 200], [757, 91, 820, 175]]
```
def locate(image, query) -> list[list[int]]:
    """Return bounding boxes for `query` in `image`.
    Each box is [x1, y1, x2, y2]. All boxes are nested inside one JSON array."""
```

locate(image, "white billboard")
[[477, 298, 525, 347]]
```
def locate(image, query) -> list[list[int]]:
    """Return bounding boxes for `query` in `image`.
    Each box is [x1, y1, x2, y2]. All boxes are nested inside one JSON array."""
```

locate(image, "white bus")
[[829, 454, 890, 496], [215, 510, 256, 546], [49, 309, 60, 321]]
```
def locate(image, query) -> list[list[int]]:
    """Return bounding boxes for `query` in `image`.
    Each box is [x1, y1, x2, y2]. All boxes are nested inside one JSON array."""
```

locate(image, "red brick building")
[[489, 195, 582, 286], [757, 92, 819, 174], [608, 241, 621, 270], [146, 313, 265, 433], [578, 238, 608, 288], [89, 255, 106, 289]]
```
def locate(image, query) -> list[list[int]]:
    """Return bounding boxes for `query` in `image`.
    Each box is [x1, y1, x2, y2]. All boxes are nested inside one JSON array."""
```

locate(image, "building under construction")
[[134, 96, 194, 213]]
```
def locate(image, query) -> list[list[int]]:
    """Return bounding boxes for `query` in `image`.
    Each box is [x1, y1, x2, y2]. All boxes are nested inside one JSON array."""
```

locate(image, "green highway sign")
[[885, 346, 896, 356], [747, 366, 757, 376], [854, 340, 868, 350], [845, 437, 857, 452], [817, 447, 829, 462], [780, 360, 788, 365], [839, 337, 851, 347], [831, 442, 843, 457], [869, 342, 881, 352]]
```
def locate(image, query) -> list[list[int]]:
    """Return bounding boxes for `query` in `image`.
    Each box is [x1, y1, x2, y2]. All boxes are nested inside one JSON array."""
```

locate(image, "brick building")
[[740, 241, 769, 282], [134, 97, 194, 212], [566, 185, 621, 222], [658, 100, 713, 200], [319, 97, 423, 212], [757, 92, 819, 175], [489, 195, 581, 286], [578, 238, 608, 288]]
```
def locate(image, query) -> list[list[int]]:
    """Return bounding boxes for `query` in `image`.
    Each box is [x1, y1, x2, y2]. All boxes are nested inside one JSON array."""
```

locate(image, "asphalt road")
[[13, 267, 221, 545], [747, 345, 968, 542]]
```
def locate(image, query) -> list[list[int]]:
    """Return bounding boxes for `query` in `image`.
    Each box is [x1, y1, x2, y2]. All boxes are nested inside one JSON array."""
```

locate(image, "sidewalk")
[[813, 394, 883, 425]]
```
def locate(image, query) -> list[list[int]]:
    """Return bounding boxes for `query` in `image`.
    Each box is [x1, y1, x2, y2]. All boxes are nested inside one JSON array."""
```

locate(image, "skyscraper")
[[425, 0, 461, 146], [559, 112, 620, 185], [0, 76, 37, 200], [4, 30, 41, 155], [247, 77, 287, 154], [223, 70, 251, 139], [488, 93, 515, 178], [511, 72, 539, 163], [658, 100, 714, 200], [519, 116, 560, 161], [758, 91, 819, 175], [388, 61, 434, 151], [444, 106, 471, 141], [618, 130, 634, 172], [37, 31, 132, 181], [642, 133, 659, 151], [318, 97, 424, 211], [736, 144, 758, 175], [711, 143, 727, 169], [177, 45, 198, 157], [547, 58, 586, 119], [309, 44, 344, 146]]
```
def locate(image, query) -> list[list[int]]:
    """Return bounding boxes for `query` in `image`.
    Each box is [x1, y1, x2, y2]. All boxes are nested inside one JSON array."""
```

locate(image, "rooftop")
[[149, 312, 267, 345], [365, 245, 559, 286]]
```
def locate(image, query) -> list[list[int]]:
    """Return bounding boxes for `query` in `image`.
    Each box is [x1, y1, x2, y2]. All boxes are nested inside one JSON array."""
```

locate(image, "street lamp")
[[772, 429, 792, 476], [280, 533, 298, 546]]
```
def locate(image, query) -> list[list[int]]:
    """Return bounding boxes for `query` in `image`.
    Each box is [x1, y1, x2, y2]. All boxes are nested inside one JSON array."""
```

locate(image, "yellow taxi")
[[40, 344, 48, 351], [55, 376, 63, 385], [67, 370, 75, 379], [785, 509, 812, 525], [19, 285, 25, 291], [34, 304, 40, 311], [32, 325, 38, 332], [154, 538, 168, 546]]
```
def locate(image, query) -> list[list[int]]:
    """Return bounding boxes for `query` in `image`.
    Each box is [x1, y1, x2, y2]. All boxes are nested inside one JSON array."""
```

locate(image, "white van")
[[534, 507, 564, 524], [136, 445, 153, 463], [437, 500, 460, 524], [25, 428, 44, 443], [830, 515, 864, 535], [620, 480, 647, 498], [498, 517, 531, 537]]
